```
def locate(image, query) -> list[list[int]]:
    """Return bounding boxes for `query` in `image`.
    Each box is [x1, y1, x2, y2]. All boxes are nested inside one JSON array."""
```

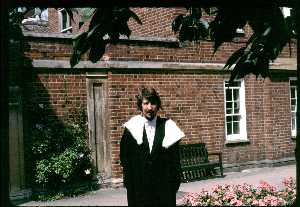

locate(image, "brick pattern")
[[24, 35, 297, 63], [24, 72, 87, 119], [24, 69, 296, 179], [47, 8, 59, 33], [47, 8, 89, 34], [107, 73, 296, 178], [128, 8, 182, 38], [22, 7, 297, 180]]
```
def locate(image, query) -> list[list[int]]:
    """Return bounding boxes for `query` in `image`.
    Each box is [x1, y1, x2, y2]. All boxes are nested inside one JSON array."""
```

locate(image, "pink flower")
[[224, 191, 236, 200], [230, 198, 243, 206], [258, 199, 266, 206], [182, 177, 296, 206], [252, 199, 259, 205]]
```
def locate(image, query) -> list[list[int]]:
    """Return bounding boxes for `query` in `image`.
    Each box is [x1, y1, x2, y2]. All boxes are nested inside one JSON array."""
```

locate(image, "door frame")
[[86, 73, 111, 181]]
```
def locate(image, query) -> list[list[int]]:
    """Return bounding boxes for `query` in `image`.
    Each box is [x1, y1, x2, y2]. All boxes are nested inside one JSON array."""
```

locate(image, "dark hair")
[[136, 87, 162, 111]]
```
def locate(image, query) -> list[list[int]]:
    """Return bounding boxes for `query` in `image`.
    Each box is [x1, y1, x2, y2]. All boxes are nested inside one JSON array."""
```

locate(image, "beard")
[[143, 111, 156, 121]]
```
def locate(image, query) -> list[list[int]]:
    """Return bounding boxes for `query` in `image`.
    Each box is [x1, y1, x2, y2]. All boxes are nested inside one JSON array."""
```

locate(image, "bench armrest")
[[208, 152, 223, 176], [208, 152, 222, 161]]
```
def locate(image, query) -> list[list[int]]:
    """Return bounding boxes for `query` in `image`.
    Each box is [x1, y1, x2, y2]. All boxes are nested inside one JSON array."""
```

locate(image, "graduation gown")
[[120, 115, 185, 206]]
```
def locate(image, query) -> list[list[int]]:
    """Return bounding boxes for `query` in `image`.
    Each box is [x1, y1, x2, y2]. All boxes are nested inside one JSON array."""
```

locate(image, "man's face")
[[141, 98, 158, 121]]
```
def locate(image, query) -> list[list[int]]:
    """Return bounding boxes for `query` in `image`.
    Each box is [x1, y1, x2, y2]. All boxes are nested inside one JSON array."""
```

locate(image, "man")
[[120, 87, 185, 206]]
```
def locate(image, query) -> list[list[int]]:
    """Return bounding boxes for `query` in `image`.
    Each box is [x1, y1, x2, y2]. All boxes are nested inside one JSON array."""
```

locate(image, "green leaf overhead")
[[172, 14, 184, 33], [224, 46, 246, 70], [64, 8, 78, 24], [89, 38, 105, 63], [78, 8, 96, 29], [167, 5, 289, 86], [69, 7, 142, 67], [70, 32, 89, 68], [172, 7, 209, 42], [68, 6, 295, 85], [210, 7, 247, 53]]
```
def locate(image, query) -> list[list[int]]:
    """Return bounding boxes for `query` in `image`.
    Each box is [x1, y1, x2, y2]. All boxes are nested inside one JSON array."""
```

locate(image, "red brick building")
[[20, 8, 297, 186]]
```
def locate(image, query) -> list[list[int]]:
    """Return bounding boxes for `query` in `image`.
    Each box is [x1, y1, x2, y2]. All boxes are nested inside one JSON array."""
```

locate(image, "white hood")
[[123, 115, 185, 148]]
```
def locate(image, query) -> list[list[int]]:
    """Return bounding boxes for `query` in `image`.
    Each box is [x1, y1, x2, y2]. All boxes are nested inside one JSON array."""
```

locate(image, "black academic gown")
[[120, 117, 181, 206]]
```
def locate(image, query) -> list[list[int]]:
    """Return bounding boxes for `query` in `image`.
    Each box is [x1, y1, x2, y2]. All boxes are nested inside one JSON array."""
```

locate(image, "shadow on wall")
[[18, 68, 98, 201]]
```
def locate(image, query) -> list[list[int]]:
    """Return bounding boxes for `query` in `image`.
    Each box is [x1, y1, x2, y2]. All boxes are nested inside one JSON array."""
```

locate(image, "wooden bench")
[[179, 143, 223, 182]]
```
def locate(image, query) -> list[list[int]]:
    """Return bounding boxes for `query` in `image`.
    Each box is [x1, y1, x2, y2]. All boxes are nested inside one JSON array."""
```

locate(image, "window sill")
[[291, 136, 296, 140], [225, 139, 250, 146], [61, 26, 72, 33]]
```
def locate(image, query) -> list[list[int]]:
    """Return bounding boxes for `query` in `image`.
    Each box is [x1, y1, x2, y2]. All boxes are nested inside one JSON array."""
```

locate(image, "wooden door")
[[86, 75, 111, 181]]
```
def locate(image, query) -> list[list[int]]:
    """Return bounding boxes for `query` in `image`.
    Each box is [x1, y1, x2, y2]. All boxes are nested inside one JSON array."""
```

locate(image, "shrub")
[[182, 177, 296, 206], [26, 104, 97, 200]]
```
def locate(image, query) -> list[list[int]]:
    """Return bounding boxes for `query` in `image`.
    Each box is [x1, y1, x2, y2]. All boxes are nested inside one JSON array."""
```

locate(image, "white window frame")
[[235, 28, 245, 36], [289, 77, 297, 137], [224, 79, 248, 141], [58, 8, 72, 33], [281, 7, 291, 18]]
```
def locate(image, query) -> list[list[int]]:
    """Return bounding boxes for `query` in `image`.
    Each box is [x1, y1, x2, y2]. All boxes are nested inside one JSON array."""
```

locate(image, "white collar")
[[123, 115, 185, 148], [143, 116, 157, 127]]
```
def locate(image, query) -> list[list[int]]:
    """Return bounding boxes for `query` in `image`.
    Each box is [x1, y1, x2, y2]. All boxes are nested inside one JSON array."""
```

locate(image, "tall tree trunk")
[[295, 3, 300, 207]]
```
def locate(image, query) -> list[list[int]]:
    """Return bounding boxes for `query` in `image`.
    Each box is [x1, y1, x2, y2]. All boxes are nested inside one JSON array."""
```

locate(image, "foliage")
[[26, 104, 97, 200], [181, 177, 296, 206], [172, 6, 296, 84], [70, 7, 142, 67], [69, 6, 297, 85], [172, 7, 210, 42]]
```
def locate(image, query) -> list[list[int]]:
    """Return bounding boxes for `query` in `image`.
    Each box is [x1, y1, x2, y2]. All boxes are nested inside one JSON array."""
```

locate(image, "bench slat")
[[179, 143, 223, 182]]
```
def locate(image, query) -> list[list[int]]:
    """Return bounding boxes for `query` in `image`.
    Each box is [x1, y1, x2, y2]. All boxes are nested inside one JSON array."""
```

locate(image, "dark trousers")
[[126, 185, 176, 206]]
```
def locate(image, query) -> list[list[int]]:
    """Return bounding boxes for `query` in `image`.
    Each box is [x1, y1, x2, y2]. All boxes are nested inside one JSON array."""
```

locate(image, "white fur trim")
[[123, 115, 146, 145], [162, 119, 185, 148], [123, 116, 185, 148]]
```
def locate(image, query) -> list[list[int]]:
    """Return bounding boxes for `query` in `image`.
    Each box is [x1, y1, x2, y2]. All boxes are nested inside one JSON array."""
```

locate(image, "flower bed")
[[182, 177, 295, 206]]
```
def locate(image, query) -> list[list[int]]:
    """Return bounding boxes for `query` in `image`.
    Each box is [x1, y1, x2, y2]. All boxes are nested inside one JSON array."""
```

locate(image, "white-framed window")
[[289, 78, 297, 137], [224, 79, 247, 141], [235, 28, 245, 37], [40, 8, 48, 21], [58, 8, 72, 33], [281, 7, 291, 18]]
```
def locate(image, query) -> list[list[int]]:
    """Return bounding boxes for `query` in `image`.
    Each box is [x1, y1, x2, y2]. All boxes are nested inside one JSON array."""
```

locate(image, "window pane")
[[226, 89, 232, 101], [291, 88, 295, 98], [292, 113, 296, 131], [227, 122, 232, 135], [62, 11, 67, 29], [226, 116, 232, 123], [226, 102, 233, 114], [290, 79, 297, 137], [233, 121, 240, 134], [233, 101, 240, 113], [290, 80, 297, 86], [232, 115, 240, 122], [233, 89, 239, 101], [291, 99, 296, 106], [291, 104, 296, 112]]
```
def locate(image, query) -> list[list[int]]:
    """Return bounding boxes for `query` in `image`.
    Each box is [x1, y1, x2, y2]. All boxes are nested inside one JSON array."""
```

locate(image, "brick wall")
[[22, 25, 297, 181], [24, 71, 87, 119], [40, 7, 298, 62], [47, 8, 59, 33], [128, 8, 185, 38], [107, 72, 296, 178], [46, 8, 183, 36], [24, 34, 297, 63], [24, 68, 296, 180], [47, 8, 89, 34]]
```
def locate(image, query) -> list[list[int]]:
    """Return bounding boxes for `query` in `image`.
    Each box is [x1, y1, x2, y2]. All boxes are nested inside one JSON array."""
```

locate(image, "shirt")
[[143, 116, 157, 153]]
